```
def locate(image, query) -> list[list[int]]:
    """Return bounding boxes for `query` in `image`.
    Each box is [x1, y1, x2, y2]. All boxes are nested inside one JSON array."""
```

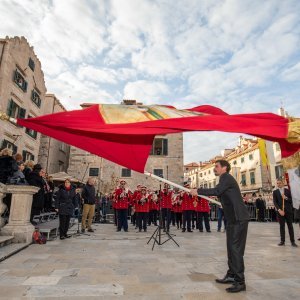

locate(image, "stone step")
[[0, 242, 29, 262], [0, 235, 14, 247]]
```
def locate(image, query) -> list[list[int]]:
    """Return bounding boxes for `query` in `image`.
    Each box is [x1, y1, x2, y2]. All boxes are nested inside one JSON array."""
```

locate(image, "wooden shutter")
[[6, 99, 14, 117], [163, 138, 168, 155], [22, 150, 27, 161], [18, 108, 26, 119]]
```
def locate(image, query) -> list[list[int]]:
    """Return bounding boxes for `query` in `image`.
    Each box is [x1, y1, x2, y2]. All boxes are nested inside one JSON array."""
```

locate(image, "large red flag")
[[17, 104, 300, 173]]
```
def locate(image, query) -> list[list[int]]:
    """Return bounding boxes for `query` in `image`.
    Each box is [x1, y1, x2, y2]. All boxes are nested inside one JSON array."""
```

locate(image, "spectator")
[[7, 161, 28, 185], [41, 172, 51, 212], [24, 160, 34, 181], [47, 176, 55, 211], [217, 206, 227, 232], [256, 194, 266, 222], [81, 178, 96, 233], [55, 179, 76, 240], [27, 164, 45, 222], [0, 148, 18, 184]]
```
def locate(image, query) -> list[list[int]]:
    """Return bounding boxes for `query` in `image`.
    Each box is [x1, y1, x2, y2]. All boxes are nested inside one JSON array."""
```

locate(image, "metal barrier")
[[209, 203, 277, 222], [247, 205, 257, 221]]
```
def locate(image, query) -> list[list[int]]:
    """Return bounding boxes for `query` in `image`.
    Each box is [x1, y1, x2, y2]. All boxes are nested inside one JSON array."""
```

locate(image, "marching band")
[[111, 179, 212, 233]]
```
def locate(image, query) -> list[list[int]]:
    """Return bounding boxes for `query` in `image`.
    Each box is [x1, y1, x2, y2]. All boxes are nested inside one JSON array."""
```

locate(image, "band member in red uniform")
[[148, 191, 159, 226], [181, 184, 194, 232], [195, 197, 211, 232], [114, 180, 130, 232], [172, 191, 182, 229], [136, 186, 149, 232], [160, 183, 173, 232], [132, 184, 141, 228]]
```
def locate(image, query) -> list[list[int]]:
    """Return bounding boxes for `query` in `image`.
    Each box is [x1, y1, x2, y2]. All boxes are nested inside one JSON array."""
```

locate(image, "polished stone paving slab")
[[0, 222, 299, 299]]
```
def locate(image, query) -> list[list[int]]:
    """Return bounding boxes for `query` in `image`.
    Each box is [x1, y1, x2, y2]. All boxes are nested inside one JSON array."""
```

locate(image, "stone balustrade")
[[0, 184, 39, 243]]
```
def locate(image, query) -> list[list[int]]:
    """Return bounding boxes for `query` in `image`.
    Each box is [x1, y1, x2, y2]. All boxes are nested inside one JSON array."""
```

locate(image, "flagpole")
[[144, 171, 221, 206]]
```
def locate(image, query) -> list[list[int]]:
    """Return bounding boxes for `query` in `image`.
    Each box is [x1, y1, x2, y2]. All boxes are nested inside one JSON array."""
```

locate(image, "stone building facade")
[[68, 133, 184, 193], [38, 94, 70, 173], [68, 101, 184, 193], [0, 36, 47, 161]]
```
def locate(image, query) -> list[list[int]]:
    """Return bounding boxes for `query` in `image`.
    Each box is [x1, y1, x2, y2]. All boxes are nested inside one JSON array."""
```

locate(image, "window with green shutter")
[[0, 139, 17, 154], [25, 115, 37, 139], [28, 58, 35, 71], [150, 138, 168, 156], [13, 69, 28, 92], [121, 168, 131, 177], [31, 90, 41, 107]]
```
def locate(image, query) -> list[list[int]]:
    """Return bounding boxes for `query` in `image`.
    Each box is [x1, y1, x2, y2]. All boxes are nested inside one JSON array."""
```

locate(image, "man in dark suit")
[[273, 179, 297, 247], [191, 160, 249, 293]]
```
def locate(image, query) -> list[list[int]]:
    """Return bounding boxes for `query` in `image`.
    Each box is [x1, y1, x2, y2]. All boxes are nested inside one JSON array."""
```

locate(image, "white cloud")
[[281, 61, 300, 81], [123, 80, 171, 104], [46, 71, 114, 109], [77, 65, 118, 84]]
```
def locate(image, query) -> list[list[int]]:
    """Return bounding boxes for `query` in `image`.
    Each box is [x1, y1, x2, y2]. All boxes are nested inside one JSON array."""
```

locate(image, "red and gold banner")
[[17, 104, 300, 173]]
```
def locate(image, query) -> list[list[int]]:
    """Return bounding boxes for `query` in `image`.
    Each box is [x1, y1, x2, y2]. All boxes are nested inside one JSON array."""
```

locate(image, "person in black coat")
[[0, 148, 18, 184], [27, 164, 45, 222], [81, 178, 96, 233], [191, 160, 249, 293], [55, 179, 76, 240], [273, 179, 297, 247], [255, 195, 266, 222]]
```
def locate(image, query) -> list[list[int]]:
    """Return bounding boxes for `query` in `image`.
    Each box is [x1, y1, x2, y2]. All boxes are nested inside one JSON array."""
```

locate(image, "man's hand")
[[55, 209, 58, 213], [278, 209, 285, 216], [190, 189, 198, 197]]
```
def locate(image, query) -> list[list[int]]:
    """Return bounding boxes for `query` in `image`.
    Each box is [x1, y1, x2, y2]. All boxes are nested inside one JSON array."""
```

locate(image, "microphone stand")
[[147, 180, 179, 250]]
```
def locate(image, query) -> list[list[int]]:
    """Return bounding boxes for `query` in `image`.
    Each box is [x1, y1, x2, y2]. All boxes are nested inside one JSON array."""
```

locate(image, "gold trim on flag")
[[287, 117, 300, 144]]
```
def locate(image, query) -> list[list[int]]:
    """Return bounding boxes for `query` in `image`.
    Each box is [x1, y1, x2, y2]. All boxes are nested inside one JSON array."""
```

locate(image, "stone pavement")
[[0, 221, 299, 299]]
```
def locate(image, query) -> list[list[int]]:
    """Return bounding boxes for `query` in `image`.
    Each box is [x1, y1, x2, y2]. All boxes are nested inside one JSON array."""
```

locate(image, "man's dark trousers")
[[278, 213, 295, 243], [226, 221, 248, 283]]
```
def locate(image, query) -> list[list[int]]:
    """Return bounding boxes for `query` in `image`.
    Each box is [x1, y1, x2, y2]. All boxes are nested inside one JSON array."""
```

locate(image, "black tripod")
[[147, 183, 179, 250]]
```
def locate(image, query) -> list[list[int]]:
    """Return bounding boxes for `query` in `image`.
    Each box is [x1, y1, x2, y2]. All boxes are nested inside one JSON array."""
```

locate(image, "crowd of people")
[[1, 148, 299, 246]]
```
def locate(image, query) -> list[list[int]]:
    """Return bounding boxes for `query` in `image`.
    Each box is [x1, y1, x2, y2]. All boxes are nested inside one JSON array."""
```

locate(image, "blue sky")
[[1, 0, 300, 163]]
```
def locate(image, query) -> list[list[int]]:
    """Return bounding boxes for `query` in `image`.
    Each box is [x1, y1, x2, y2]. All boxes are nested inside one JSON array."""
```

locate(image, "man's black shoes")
[[278, 241, 285, 246], [291, 242, 298, 247], [215, 275, 235, 284], [226, 282, 246, 293]]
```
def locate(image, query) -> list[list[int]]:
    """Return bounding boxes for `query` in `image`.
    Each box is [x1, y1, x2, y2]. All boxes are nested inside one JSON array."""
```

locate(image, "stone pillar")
[[1, 185, 39, 243], [0, 183, 7, 229]]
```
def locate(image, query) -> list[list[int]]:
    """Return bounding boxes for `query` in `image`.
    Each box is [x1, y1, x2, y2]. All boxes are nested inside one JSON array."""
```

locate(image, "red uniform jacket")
[[181, 192, 195, 211], [149, 194, 159, 211], [172, 194, 182, 213], [135, 193, 149, 213], [195, 197, 210, 213], [114, 188, 130, 209], [160, 189, 172, 209]]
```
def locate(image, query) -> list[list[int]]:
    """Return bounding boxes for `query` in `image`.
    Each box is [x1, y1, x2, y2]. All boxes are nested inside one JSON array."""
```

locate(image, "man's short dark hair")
[[215, 159, 231, 173]]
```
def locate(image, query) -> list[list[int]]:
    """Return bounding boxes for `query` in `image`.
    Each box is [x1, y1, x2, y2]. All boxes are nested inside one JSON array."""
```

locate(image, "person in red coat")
[[160, 183, 173, 232], [114, 180, 130, 232], [181, 185, 194, 232], [148, 191, 159, 226], [131, 185, 141, 227], [195, 197, 211, 232], [172, 192, 182, 229], [136, 186, 149, 232]]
